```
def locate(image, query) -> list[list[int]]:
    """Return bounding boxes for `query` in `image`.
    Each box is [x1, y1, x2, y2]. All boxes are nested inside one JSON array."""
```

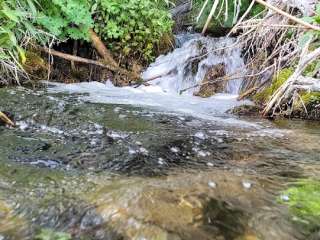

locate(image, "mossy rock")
[[280, 180, 320, 235], [254, 68, 293, 104], [228, 105, 261, 116], [194, 63, 226, 98], [23, 51, 48, 79]]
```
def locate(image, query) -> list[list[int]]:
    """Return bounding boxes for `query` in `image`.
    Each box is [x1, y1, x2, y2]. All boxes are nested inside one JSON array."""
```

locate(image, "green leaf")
[[1, 4, 20, 22]]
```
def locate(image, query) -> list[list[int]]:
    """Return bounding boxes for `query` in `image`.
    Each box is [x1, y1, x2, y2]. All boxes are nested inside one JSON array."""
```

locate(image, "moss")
[[23, 51, 48, 79], [280, 180, 320, 233], [301, 92, 320, 105], [254, 68, 293, 104], [303, 60, 320, 77], [35, 229, 71, 240]]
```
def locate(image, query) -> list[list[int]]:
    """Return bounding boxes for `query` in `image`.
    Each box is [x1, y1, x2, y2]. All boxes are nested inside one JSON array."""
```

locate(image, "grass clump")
[[301, 92, 320, 106]]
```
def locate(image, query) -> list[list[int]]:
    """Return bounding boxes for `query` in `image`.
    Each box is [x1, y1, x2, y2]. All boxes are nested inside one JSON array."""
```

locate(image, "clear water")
[[0, 86, 320, 240]]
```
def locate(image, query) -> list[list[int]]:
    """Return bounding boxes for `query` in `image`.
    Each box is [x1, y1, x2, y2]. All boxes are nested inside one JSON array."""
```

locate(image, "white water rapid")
[[142, 34, 246, 95], [48, 35, 253, 126]]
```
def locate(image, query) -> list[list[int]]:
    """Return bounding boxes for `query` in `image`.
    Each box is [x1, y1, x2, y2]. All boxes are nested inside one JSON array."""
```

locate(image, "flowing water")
[[142, 34, 245, 94], [0, 36, 320, 240]]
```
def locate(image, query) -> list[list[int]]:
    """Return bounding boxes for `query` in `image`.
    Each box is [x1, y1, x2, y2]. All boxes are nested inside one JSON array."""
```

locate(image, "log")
[[88, 29, 119, 67], [170, 1, 192, 17], [40, 47, 140, 81]]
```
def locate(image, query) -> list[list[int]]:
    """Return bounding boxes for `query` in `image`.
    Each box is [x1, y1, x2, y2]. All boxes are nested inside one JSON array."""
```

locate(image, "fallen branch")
[[237, 76, 273, 100], [39, 47, 140, 81], [254, 0, 320, 31], [88, 29, 119, 67], [202, 0, 219, 34]]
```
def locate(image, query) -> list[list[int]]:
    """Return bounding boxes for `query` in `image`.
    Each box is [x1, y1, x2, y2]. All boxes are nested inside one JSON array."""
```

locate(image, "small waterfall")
[[142, 34, 246, 95]]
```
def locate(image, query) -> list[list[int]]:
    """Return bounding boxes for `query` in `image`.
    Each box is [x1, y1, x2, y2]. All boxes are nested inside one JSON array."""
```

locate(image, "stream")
[[1, 35, 320, 240]]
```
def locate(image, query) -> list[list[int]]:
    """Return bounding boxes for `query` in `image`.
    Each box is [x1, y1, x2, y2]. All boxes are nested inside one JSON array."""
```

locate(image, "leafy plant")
[[92, 0, 173, 61], [37, 0, 93, 40], [193, 0, 260, 33]]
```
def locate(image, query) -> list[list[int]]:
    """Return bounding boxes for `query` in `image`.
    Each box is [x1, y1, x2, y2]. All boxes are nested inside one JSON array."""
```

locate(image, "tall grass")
[[0, 0, 51, 84]]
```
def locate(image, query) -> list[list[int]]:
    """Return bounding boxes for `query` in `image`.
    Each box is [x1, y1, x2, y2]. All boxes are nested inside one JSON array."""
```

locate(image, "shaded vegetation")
[[92, 0, 173, 61], [0, 0, 173, 83]]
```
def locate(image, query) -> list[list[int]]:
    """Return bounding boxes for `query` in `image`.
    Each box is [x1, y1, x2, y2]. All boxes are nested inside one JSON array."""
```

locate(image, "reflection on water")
[[0, 87, 319, 240]]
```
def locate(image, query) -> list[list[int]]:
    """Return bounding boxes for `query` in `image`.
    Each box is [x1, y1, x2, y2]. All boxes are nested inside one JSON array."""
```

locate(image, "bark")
[[40, 47, 140, 81], [88, 29, 119, 68]]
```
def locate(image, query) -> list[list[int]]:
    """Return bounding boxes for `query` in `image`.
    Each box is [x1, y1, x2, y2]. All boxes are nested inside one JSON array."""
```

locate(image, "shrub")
[[92, 0, 173, 61], [37, 0, 93, 41]]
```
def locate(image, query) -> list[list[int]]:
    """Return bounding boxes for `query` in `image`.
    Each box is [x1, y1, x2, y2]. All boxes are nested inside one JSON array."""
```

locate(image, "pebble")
[[170, 147, 180, 153], [114, 107, 122, 113], [194, 131, 207, 140], [208, 181, 217, 188], [207, 162, 214, 167], [119, 114, 127, 119], [242, 180, 252, 189], [158, 158, 165, 165], [280, 195, 290, 202], [139, 147, 149, 155]]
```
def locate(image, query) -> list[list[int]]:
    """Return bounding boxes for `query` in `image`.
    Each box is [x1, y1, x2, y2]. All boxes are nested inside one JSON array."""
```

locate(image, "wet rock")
[[194, 63, 226, 98], [228, 105, 261, 116]]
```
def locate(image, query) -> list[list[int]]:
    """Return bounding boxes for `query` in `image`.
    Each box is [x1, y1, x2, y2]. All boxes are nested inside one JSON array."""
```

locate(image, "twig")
[[254, 0, 320, 31], [0, 111, 15, 127]]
